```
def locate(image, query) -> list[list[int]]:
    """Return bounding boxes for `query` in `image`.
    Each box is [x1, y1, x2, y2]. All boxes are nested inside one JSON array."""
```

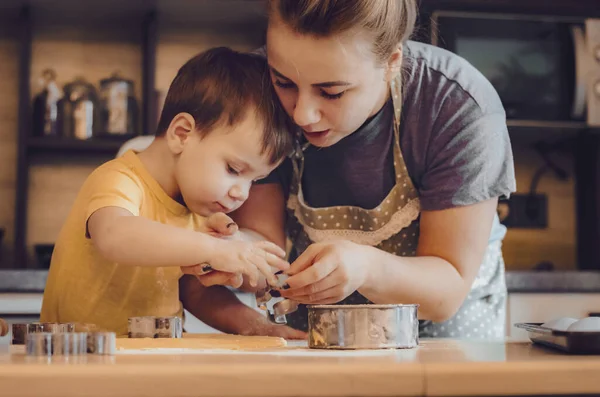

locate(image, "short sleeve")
[[84, 166, 144, 222], [418, 97, 516, 211]]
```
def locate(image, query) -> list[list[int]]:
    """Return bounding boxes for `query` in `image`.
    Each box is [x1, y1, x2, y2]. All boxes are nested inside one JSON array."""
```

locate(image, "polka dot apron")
[[284, 75, 507, 340]]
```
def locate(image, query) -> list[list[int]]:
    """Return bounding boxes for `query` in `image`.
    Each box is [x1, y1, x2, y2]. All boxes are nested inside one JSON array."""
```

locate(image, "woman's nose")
[[293, 92, 321, 127]]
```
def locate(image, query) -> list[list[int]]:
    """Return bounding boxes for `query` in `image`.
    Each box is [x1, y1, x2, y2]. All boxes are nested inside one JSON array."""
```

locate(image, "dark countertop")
[[1, 269, 600, 294]]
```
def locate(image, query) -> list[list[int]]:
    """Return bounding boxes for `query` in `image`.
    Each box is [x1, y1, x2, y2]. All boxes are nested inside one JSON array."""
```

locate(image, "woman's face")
[[266, 20, 396, 147]]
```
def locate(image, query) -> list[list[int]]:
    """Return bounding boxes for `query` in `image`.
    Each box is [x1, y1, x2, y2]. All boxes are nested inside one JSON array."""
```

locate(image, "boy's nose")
[[229, 184, 249, 202]]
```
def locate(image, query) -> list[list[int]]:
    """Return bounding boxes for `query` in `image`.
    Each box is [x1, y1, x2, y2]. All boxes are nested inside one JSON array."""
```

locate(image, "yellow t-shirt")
[[40, 150, 207, 336]]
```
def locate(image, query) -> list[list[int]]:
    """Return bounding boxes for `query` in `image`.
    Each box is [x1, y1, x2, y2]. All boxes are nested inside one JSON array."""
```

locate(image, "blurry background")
[[0, 0, 599, 339]]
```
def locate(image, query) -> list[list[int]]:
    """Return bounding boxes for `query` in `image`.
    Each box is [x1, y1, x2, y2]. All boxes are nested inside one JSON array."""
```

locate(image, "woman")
[[234, 0, 516, 339]]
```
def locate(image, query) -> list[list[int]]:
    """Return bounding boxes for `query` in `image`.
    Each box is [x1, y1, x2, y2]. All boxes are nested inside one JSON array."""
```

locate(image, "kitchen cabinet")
[[507, 292, 600, 340]]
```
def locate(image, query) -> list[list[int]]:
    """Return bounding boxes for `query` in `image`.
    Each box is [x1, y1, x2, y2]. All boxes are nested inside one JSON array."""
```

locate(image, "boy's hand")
[[183, 212, 241, 287], [208, 239, 288, 288], [185, 212, 288, 288]]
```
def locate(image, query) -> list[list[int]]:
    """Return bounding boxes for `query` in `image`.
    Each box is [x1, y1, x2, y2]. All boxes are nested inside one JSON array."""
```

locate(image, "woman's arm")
[[359, 198, 497, 321], [179, 275, 306, 339], [281, 198, 498, 323]]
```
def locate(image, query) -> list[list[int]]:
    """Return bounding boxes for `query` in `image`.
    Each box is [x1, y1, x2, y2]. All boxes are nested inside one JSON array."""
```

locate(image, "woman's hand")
[[279, 240, 372, 304]]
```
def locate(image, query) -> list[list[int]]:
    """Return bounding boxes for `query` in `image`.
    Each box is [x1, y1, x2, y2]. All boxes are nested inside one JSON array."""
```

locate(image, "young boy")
[[40, 47, 296, 336]]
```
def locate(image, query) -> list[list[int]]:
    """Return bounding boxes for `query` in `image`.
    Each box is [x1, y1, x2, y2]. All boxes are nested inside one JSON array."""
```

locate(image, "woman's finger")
[[281, 268, 340, 298], [284, 258, 338, 290], [205, 212, 238, 235], [292, 285, 346, 305], [195, 270, 236, 287], [181, 263, 213, 276], [286, 244, 321, 275]]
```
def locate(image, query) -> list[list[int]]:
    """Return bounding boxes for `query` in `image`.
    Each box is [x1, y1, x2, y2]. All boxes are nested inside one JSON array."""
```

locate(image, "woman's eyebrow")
[[269, 66, 351, 88]]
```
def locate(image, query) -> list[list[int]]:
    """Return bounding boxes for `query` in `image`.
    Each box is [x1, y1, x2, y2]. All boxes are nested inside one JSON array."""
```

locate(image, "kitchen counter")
[[1, 339, 600, 397], [3, 269, 600, 293]]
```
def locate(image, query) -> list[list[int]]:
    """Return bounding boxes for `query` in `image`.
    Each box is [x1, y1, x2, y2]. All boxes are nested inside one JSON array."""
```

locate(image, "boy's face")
[[174, 110, 278, 217]]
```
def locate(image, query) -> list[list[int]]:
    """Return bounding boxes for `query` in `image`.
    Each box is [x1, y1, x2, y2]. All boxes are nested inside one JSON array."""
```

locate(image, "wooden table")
[[1, 339, 600, 397]]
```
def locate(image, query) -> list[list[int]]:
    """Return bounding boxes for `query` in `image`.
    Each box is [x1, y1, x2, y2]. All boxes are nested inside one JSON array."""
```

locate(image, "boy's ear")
[[384, 46, 403, 82], [166, 113, 196, 154]]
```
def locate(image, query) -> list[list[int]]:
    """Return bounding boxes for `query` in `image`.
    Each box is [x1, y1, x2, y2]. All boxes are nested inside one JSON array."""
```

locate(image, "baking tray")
[[514, 322, 600, 355]]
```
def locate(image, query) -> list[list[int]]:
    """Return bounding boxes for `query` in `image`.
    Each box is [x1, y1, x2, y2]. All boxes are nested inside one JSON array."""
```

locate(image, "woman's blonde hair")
[[267, 0, 417, 63]]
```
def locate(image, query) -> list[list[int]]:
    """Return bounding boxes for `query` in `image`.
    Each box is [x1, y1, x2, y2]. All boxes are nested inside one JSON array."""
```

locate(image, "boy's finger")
[[251, 253, 278, 287], [237, 262, 259, 288], [265, 253, 290, 272], [206, 213, 238, 235], [255, 241, 286, 259]]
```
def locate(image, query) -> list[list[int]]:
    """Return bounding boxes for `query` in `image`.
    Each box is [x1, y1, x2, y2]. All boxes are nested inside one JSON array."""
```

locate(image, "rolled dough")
[[116, 333, 287, 351]]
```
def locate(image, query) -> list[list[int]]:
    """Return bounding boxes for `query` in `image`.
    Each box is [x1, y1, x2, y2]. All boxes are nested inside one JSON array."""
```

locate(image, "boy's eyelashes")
[[227, 164, 241, 176], [227, 164, 264, 183], [274, 79, 345, 101]]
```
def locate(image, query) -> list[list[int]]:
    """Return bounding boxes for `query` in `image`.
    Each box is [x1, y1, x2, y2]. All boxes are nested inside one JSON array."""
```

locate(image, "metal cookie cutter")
[[11, 323, 27, 345], [87, 332, 116, 355], [27, 322, 74, 334], [255, 272, 299, 324], [155, 317, 182, 338], [52, 332, 88, 355], [308, 304, 419, 350], [26, 332, 53, 356], [128, 316, 157, 338]]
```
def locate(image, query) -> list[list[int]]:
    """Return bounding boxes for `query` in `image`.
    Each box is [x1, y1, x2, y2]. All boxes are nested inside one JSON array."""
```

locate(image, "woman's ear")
[[384, 46, 403, 82], [165, 113, 196, 155]]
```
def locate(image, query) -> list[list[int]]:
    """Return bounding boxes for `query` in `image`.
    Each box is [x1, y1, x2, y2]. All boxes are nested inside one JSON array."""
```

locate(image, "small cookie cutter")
[[155, 317, 182, 338], [128, 316, 183, 338], [11, 323, 27, 345], [87, 332, 116, 355], [128, 316, 157, 338], [25, 332, 53, 356], [255, 272, 299, 324], [52, 332, 88, 355]]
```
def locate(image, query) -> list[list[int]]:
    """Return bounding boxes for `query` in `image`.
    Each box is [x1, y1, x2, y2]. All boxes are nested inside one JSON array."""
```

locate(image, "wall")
[[0, 8, 578, 270]]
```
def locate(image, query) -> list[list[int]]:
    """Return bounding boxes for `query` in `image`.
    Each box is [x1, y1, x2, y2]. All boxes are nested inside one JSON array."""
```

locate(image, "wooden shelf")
[[27, 136, 130, 154]]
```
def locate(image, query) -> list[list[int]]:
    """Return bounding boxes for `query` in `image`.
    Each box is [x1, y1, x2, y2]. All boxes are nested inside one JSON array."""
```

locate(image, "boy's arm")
[[179, 275, 307, 339], [87, 207, 287, 286]]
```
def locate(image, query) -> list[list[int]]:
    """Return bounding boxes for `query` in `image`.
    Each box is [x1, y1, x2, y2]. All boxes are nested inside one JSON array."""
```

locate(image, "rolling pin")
[[0, 318, 8, 337]]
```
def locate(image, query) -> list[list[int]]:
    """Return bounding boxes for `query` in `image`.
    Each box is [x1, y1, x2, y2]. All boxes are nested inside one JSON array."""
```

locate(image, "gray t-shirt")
[[260, 41, 516, 242]]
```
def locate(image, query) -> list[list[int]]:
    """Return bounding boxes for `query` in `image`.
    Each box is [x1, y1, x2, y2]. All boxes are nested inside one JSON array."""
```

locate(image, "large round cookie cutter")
[[308, 304, 419, 350]]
